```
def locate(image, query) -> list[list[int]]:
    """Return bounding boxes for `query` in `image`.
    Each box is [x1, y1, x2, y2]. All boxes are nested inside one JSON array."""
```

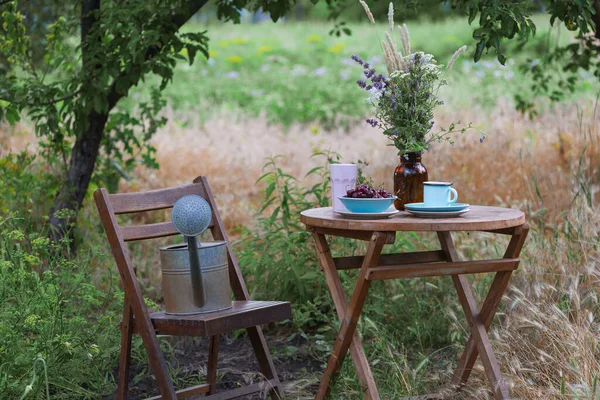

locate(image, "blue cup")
[[423, 182, 458, 207]]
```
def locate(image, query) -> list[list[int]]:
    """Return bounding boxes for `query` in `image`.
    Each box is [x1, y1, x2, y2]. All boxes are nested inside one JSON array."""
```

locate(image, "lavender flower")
[[351, 55, 365, 66], [357, 80, 367, 89], [480, 137, 485, 143], [366, 118, 378, 127]]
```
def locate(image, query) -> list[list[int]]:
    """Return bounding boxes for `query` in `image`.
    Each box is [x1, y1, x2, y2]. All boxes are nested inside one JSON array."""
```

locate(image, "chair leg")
[[117, 303, 134, 400], [247, 326, 282, 399], [207, 335, 219, 395], [140, 325, 177, 399]]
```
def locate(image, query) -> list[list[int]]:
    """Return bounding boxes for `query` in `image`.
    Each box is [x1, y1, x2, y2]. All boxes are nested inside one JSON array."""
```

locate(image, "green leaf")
[[186, 45, 197, 65], [468, 6, 477, 25], [5, 106, 20, 125], [300, 271, 319, 280], [265, 182, 276, 200], [497, 53, 507, 65], [474, 40, 485, 62]]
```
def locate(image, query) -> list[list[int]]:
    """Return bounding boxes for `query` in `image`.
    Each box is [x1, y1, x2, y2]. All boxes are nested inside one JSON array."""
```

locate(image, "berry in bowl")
[[338, 184, 396, 213]]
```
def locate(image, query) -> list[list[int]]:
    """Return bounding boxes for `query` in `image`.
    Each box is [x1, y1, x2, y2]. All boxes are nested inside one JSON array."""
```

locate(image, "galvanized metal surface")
[[159, 241, 232, 315]]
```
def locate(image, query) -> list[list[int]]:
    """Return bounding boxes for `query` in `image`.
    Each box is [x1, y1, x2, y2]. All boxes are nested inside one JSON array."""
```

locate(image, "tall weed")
[[0, 152, 121, 399]]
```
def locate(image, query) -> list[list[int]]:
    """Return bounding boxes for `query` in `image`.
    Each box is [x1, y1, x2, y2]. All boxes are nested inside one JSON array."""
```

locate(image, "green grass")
[[124, 16, 594, 129]]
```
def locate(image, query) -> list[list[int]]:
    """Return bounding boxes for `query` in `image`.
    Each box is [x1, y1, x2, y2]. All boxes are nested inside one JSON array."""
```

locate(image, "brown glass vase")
[[393, 152, 428, 210]]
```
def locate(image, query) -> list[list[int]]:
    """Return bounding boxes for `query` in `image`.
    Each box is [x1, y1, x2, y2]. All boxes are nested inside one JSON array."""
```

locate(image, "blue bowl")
[[338, 196, 397, 213]]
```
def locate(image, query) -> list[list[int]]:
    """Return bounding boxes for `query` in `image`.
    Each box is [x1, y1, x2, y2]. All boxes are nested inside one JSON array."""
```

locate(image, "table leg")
[[438, 230, 527, 400], [314, 232, 388, 400], [449, 224, 529, 390], [311, 232, 379, 400]]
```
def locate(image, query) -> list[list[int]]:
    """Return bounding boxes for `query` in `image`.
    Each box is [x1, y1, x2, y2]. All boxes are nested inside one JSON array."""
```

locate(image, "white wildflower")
[[359, 0, 375, 24], [447, 45, 467, 69], [388, 2, 394, 32], [366, 86, 384, 105]]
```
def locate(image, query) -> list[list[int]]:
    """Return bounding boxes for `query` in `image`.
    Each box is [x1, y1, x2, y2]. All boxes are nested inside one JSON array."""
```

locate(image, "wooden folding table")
[[300, 205, 529, 400]]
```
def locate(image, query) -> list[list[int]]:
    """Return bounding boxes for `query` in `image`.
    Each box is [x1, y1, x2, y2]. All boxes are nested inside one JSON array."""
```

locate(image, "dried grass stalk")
[[396, 52, 406, 72], [381, 40, 396, 74], [447, 45, 467, 69], [359, 0, 375, 24], [385, 32, 402, 73], [399, 23, 411, 55], [388, 2, 394, 32]]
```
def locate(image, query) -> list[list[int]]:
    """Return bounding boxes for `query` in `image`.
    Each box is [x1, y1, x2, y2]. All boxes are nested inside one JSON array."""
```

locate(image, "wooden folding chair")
[[94, 176, 292, 400]]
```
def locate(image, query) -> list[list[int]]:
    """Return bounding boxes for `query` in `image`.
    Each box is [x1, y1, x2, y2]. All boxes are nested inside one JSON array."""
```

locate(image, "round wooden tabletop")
[[300, 205, 526, 232]]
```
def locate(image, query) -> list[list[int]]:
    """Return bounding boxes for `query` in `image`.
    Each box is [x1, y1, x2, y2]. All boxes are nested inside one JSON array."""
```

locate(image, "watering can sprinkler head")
[[171, 195, 212, 307]]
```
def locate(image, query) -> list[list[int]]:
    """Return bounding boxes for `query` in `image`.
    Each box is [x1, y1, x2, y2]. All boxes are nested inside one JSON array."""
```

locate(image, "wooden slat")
[[366, 258, 519, 281], [203, 379, 279, 400], [310, 226, 396, 244], [334, 250, 446, 270], [120, 221, 179, 242], [483, 227, 517, 235], [145, 383, 210, 400], [120, 220, 215, 242], [132, 300, 292, 337], [109, 183, 208, 214]]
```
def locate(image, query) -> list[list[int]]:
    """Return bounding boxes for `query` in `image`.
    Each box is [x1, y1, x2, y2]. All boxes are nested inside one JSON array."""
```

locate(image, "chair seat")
[[132, 300, 292, 337]]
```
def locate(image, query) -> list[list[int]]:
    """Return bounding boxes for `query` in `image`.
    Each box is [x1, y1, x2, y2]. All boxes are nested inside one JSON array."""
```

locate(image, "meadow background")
[[1, 9, 600, 400]]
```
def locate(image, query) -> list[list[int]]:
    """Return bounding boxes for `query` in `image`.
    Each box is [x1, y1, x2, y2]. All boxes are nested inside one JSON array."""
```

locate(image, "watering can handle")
[[187, 236, 206, 307]]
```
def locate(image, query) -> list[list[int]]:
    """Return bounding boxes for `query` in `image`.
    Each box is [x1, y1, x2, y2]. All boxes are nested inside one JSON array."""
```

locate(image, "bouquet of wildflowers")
[[354, 1, 482, 156]]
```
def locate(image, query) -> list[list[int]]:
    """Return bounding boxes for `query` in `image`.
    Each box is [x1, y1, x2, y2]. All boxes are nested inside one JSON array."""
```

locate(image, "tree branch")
[[106, 0, 210, 109], [0, 0, 14, 6], [0, 90, 81, 106], [593, 0, 600, 40]]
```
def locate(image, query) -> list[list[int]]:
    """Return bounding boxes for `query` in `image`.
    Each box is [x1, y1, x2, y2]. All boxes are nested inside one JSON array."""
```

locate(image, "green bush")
[[0, 152, 121, 399], [237, 151, 349, 328]]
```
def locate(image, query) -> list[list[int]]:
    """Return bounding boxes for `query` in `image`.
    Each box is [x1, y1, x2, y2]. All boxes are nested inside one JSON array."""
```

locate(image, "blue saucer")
[[404, 203, 470, 212]]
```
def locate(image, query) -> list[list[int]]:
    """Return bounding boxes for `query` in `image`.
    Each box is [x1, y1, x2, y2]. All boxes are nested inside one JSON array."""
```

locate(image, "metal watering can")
[[162, 195, 232, 315]]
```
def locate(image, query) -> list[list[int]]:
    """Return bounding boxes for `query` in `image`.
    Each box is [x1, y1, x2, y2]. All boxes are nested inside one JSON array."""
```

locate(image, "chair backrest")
[[94, 176, 252, 319]]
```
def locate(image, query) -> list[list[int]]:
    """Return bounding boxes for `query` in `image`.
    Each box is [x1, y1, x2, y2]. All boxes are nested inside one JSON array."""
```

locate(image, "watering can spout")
[[187, 236, 206, 307]]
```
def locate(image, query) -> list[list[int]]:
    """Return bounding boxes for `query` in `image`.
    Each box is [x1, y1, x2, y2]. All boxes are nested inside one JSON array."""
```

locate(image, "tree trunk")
[[48, 111, 108, 242], [48, 0, 102, 243], [48, 0, 210, 243]]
